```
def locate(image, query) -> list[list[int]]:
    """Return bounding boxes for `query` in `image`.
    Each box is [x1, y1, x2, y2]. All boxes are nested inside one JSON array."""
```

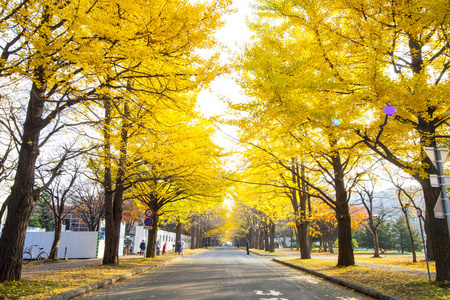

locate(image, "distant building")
[[352, 186, 424, 233], [63, 211, 90, 231]]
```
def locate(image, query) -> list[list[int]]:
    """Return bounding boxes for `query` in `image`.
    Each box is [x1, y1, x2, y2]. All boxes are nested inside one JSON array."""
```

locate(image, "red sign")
[[144, 218, 153, 226], [145, 208, 154, 217]]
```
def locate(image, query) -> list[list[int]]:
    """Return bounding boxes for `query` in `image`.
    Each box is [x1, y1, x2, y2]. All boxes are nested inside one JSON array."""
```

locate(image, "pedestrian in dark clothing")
[[139, 240, 146, 255], [246, 240, 250, 255], [176, 241, 182, 255]]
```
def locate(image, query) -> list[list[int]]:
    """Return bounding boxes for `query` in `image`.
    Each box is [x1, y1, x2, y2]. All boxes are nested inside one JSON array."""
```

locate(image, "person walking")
[[181, 240, 185, 255], [156, 240, 161, 255], [176, 241, 181, 255], [162, 243, 166, 255], [139, 240, 146, 255], [246, 240, 250, 255]]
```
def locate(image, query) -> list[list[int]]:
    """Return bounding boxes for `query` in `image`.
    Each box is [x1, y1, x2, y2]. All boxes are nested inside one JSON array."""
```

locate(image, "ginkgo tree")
[[245, 0, 450, 282], [230, 137, 295, 252], [0, 0, 232, 281], [128, 113, 229, 258], [232, 33, 370, 266]]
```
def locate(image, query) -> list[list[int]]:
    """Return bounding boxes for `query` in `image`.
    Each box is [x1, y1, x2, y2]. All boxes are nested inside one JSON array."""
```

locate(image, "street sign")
[[416, 207, 423, 218], [425, 147, 450, 232], [424, 147, 449, 170], [429, 174, 450, 187], [143, 226, 153, 230], [434, 193, 445, 219], [144, 217, 153, 226], [145, 208, 154, 217]]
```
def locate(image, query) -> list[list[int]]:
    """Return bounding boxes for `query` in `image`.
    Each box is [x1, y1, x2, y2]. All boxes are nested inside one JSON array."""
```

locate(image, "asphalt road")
[[78, 247, 372, 300]]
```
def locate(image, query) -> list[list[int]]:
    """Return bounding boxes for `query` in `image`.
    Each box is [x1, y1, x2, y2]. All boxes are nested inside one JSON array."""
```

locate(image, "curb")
[[45, 258, 180, 300], [272, 258, 403, 300]]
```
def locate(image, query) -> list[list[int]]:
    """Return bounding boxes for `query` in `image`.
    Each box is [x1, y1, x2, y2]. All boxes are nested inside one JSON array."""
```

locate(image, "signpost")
[[416, 207, 431, 280], [424, 147, 450, 233], [143, 208, 154, 230]]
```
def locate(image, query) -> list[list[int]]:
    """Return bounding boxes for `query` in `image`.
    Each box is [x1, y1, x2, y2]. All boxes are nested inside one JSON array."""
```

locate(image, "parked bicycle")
[[22, 244, 49, 264]]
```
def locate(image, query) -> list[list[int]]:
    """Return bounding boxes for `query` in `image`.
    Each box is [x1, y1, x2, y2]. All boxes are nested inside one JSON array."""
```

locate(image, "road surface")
[[79, 247, 371, 300]]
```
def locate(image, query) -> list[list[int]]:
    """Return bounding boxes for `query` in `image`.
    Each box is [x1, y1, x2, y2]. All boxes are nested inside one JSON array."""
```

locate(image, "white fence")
[[23, 231, 105, 259], [133, 227, 191, 254], [13, 222, 125, 259], [1, 224, 191, 259]]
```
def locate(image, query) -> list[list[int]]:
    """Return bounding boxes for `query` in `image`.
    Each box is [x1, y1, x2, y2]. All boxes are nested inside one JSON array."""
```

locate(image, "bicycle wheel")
[[22, 252, 32, 264], [37, 251, 49, 263]]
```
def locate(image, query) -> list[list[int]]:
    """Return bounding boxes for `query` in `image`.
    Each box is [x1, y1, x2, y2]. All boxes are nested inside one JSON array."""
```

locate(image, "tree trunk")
[[298, 163, 311, 258], [290, 226, 294, 249], [425, 221, 434, 260], [404, 212, 417, 263], [421, 183, 449, 280], [197, 223, 203, 248], [423, 219, 436, 261], [332, 153, 355, 267], [255, 227, 260, 249], [371, 228, 380, 258], [190, 222, 196, 250], [399, 201, 417, 263], [298, 221, 310, 258], [175, 220, 182, 245], [146, 215, 159, 258], [269, 221, 276, 252], [415, 117, 449, 280], [103, 101, 129, 265], [264, 225, 269, 251], [0, 79, 46, 282], [103, 184, 124, 264], [49, 217, 63, 260], [329, 240, 334, 254]]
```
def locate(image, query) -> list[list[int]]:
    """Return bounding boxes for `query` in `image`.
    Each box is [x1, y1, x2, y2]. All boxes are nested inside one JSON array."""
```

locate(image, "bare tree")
[[382, 163, 425, 263], [71, 181, 105, 232], [0, 96, 21, 224], [355, 174, 394, 258], [38, 166, 80, 260]]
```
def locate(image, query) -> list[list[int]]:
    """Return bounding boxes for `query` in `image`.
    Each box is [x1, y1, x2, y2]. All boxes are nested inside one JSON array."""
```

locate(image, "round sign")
[[144, 218, 153, 226], [417, 208, 423, 218], [145, 208, 154, 217]]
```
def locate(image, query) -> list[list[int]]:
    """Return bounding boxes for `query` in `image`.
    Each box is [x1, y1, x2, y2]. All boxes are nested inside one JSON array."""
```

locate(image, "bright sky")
[[196, 0, 254, 153]]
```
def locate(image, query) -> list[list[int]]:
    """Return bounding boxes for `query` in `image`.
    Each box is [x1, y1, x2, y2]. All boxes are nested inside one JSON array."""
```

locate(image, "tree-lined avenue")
[[79, 248, 370, 300]]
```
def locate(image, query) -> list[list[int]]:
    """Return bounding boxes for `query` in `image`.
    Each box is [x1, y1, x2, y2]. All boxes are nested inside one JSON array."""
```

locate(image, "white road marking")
[[254, 290, 286, 299]]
